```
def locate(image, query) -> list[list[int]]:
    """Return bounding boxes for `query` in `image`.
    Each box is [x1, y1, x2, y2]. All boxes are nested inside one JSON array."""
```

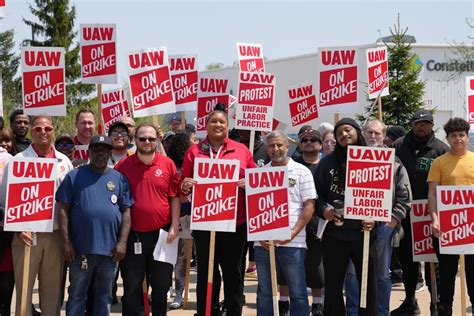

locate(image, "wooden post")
[[377, 96, 383, 121], [183, 239, 193, 309], [249, 130, 256, 154], [460, 254, 467, 316], [205, 230, 216, 316], [97, 84, 103, 134], [20, 238, 31, 316], [180, 111, 186, 130], [360, 230, 370, 308], [429, 262, 438, 312], [334, 112, 340, 125], [269, 241, 279, 316], [142, 278, 150, 316]]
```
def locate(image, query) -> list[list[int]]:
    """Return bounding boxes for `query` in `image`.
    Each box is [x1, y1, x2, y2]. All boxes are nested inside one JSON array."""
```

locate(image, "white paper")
[[153, 229, 180, 265], [316, 219, 328, 240]]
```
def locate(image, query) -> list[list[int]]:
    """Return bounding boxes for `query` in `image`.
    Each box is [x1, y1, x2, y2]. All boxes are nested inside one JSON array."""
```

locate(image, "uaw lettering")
[[197, 162, 236, 179], [170, 56, 196, 72], [25, 50, 61, 67], [129, 50, 165, 69], [238, 43, 264, 72], [200, 77, 228, 94], [439, 189, 474, 247]]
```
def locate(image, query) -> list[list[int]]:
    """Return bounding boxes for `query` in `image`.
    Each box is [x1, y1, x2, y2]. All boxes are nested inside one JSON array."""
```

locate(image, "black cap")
[[108, 121, 129, 137], [334, 118, 361, 135], [411, 109, 433, 123], [89, 135, 113, 149], [55, 133, 74, 144], [298, 127, 322, 143]]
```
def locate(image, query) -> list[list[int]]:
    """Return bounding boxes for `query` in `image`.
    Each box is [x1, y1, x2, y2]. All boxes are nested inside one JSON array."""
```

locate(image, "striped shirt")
[[267, 158, 317, 248]]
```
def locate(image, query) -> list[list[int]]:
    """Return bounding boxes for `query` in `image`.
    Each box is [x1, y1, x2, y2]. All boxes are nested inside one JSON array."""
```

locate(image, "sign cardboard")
[[169, 54, 198, 112], [344, 146, 395, 222], [128, 48, 176, 117], [366, 47, 389, 99], [245, 167, 290, 241], [410, 199, 438, 263], [318, 46, 359, 107], [73, 145, 89, 161], [101, 88, 129, 132], [288, 83, 318, 126], [196, 75, 229, 137], [0, 0, 5, 17], [21, 47, 66, 116], [466, 76, 474, 130], [235, 72, 275, 132], [191, 158, 240, 232], [4, 157, 57, 232], [437, 186, 474, 254], [80, 24, 117, 84], [236, 42, 265, 73]]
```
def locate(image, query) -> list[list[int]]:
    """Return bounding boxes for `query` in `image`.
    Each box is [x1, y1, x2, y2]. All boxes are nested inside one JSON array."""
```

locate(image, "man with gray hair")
[[254, 130, 317, 316]]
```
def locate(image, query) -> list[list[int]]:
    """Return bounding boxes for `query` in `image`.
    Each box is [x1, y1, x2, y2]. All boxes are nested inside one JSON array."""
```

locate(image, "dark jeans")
[[322, 235, 378, 316], [121, 230, 173, 316], [192, 224, 247, 316], [0, 271, 14, 315], [305, 235, 324, 289]]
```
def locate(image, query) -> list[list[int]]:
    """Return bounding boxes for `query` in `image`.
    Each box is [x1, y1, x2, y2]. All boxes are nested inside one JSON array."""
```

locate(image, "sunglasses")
[[32, 126, 53, 133], [301, 138, 319, 143], [55, 143, 74, 150], [110, 131, 129, 138], [137, 137, 157, 143]]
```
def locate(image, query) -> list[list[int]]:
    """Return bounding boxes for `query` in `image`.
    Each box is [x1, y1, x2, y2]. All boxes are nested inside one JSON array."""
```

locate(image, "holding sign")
[[245, 167, 290, 241], [80, 24, 117, 84], [410, 200, 438, 262], [436, 186, 474, 255], [22, 47, 66, 116], [4, 157, 57, 232], [191, 158, 240, 232], [169, 55, 198, 112], [366, 47, 389, 99], [237, 43, 265, 73], [344, 146, 395, 222], [128, 48, 175, 117], [101, 88, 129, 132], [288, 83, 318, 126]]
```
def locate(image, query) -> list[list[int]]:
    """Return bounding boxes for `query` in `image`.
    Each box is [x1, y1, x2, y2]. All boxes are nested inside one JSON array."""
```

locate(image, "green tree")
[[0, 27, 21, 122], [205, 62, 225, 70], [365, 17, 425, 129], [23, 0, 96, 134]]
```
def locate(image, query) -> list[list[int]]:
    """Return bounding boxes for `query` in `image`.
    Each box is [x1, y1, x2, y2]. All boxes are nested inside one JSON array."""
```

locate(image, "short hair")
[[443, 118, 470, 136], [135, 122, 159, 138], [266, 130, 289, 145], [9, 109, 28, 125], [31, 115, 53, 127], [364, 119, 387, 135], [207, 103, 228, 122], [75, 109, 94, 123]]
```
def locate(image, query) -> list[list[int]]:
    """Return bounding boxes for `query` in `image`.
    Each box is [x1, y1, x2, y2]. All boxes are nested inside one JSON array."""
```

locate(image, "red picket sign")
[[196, 75, 229, 137], [101, 88, 128, 132], [466, 76, 474, 127], [288, 83, 318, 126], [237, 42, 265, 73], [410, 200, 438, 262], [366, 47, 389, 99], [169, 54, 198, 112]]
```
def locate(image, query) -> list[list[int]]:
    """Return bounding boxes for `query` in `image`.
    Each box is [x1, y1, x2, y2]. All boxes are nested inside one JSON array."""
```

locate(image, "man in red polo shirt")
[[115, 122, 180, 316]]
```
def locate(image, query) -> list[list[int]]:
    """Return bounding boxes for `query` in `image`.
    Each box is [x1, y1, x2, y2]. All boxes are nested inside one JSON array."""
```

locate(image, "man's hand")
[[19, 232, 32, 246], [237, 178, 246, 189], [432, 218, 441, 238], [275, 229, 295, 245], [323, 207, 342, 224], [362, 220, 375, 232], [111, 241, 126, 262], [259, 240, 270, 250], [387, 217, 398, 229], [64, 241, 76, 262], [167, 223, 179, 243]]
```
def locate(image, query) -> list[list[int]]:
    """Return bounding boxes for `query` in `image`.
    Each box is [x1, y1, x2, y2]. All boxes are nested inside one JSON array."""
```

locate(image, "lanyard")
[[209, 145, 223, 160]]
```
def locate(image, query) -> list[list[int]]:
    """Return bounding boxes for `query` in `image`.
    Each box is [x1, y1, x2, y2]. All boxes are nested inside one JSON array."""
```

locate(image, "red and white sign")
[[0, 0, 6, 17], [344, 146, 395, 222], [191, 158, 240, 232], [437, 186, 474, 254], [366, 47, 389, 99], [410, 200, 438, 263], [245, 167, 290, 241], [80, 24, 117, 84], [237, 42, 265, 73], [235, 72, 275, 132], [128, 48, 176, 117], [196, 75, 229, 137], [4, 157, 57, 232], [288, 83, 318, 126], [73, 145, 89, 161], [318, 46, 358, 107], [466, 76, 474, 129], [101, 88, 129, 132], [169, 54, 198, 111], [21, 47, 66, 116]]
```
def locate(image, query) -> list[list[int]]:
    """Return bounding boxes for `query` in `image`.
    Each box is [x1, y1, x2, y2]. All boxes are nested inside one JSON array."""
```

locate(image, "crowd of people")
[[0, 106, 473, 316]]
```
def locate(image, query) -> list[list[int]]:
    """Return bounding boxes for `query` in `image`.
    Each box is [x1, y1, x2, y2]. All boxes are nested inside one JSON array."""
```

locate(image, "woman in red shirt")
[[181, 104, 256, 316]]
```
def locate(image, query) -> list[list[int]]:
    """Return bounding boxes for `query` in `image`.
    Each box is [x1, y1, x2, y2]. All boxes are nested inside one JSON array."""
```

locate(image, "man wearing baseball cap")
[[57, 135, 133, 315], [391, 109, 449, 315]]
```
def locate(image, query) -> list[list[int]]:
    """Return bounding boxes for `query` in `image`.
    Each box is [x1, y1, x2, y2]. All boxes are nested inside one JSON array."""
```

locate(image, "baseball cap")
[[411, 109, 433, 123], [298, 126, 322, 143], [55, 133, 74, 144], [89, 135, 113, 149], [108, 121, 129, 137]]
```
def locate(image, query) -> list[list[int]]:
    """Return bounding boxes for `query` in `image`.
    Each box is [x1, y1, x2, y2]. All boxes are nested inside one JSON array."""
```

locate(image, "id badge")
[[134, 242, 142, 255]]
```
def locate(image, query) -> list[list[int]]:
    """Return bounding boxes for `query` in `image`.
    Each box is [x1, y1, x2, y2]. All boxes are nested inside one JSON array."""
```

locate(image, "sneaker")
[[311, 303, 324, 316], [170, 295, 183, 309], [278, 300, 289, 316], [245, 267, 258, 279], [167, 287, 175, 299], [391, 299, 421, 315], [415, 281, 425, 293]]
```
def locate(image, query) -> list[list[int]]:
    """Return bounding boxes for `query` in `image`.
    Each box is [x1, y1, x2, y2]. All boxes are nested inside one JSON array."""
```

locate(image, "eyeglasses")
[[55, 143, 74, 150], [137, 137, 157, 143], [110, 131, 129, 138], [301, 138, 319, 143], [32, 126, 53, 133]]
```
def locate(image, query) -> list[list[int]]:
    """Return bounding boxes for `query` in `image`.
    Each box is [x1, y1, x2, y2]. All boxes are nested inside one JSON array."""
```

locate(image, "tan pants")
[[12, 231, 64, 316]]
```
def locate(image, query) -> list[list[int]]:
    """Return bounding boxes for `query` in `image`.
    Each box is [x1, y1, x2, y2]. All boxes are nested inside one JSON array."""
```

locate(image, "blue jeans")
[[67, 254, 118, 316], [254, 246, 308, 316], [345, 224, 394, 316]]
